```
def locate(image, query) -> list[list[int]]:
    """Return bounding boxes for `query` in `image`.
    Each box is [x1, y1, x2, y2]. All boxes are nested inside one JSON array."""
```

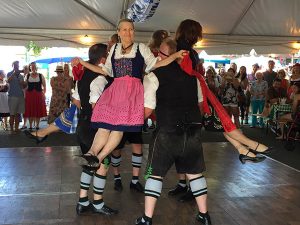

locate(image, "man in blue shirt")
[[7, 61, 26, 132]]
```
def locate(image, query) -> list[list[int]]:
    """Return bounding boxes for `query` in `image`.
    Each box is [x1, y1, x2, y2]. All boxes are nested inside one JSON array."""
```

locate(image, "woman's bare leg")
[[29, 117, 34, 129], [31, 123, 60, 137], [223, 133, 256, 157], [35, 117, 40, 128], [232, 106, 240, 128], [226, 129, 268, 152], [87, 128, 111, 156], [97, 131, 123, 162]]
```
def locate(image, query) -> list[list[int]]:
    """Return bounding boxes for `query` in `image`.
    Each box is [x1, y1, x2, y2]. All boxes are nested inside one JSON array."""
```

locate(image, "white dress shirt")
[[72, 76, 108, 103], [143, 72, 203, 110]]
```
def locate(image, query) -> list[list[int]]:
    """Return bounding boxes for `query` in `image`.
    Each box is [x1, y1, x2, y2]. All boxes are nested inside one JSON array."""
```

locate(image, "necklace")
[[121, 43, 134, 54]]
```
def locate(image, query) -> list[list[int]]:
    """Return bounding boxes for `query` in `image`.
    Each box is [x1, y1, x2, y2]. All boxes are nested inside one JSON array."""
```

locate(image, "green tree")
[[26, 41, 47, 56]]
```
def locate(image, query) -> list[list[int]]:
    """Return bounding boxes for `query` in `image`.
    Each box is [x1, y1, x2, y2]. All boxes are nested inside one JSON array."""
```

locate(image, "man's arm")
[[71, 81, 81, 109], [197, 79, 204, 115], [89, 76, 108, 108], [144, 107, 154, 119], [143, 72, 159, 119]]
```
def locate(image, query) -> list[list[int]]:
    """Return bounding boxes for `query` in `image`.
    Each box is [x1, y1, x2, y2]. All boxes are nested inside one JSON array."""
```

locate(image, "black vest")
[[27, 73, 42, 92], [77, 69, 99, 118], [154, 62, 201, 127]]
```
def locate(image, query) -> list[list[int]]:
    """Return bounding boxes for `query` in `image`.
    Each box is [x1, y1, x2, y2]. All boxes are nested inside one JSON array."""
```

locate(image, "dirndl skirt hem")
[[54, 104, 78, 134], [91, 122, 142, 132]]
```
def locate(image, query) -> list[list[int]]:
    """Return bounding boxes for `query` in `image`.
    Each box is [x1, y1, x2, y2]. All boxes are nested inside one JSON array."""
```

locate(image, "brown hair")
[[175, 19, 202, 46], [277, 69, 286, 78], [117, 18, 134, 31], [161, 38, 177, 55], [110, 33, 119, 43], [148, 30, 169, 50]]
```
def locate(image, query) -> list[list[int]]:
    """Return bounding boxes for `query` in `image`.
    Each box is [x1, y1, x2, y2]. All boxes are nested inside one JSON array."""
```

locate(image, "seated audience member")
[[277, 69, 289, 92], [266, 78, 287, 105], [276, 82, 300, 139]]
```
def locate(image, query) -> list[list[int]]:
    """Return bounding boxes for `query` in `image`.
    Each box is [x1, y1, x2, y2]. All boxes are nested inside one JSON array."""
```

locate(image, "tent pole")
[[120, 0, 130, 20]]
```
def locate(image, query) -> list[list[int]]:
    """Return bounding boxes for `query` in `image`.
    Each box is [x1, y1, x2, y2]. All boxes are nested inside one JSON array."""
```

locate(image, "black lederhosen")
[[116, 132, 143, 150], [76, 114, 97, 155], [147, 125, 205, 177]]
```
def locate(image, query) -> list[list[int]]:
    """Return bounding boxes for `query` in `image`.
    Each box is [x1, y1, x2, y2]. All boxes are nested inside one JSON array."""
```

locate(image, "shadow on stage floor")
[[0, 143, 299, 225]]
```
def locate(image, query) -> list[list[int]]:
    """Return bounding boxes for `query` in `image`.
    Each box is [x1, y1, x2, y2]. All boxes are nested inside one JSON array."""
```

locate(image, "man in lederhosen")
[[135, 38, 211, 225]]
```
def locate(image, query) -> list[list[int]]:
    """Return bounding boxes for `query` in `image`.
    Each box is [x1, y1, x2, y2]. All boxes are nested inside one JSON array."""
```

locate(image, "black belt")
[[158, 122, 202, 134]]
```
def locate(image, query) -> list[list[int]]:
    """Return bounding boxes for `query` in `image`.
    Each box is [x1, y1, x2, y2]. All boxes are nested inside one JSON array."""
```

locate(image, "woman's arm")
[[41, 75, 46, 94], [152, 50, 188, 69], [78, 59, 108, 75]]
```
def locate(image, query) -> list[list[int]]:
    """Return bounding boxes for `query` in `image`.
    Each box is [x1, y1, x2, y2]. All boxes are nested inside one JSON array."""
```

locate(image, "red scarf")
[[72, 63, 84, 81], [180, 55, 236, 132]]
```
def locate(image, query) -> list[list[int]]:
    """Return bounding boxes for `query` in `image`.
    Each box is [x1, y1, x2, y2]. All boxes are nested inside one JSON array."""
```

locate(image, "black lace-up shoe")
[[92, 204, 118, 215], [130, 181, 144, 193], [114, 179, 123, 192], [76, 203, 93, 215], [74, 153, 99, 168], [168, 184, 188, 196], [196, 212, 212, 225], [135, 217, 152, 225]]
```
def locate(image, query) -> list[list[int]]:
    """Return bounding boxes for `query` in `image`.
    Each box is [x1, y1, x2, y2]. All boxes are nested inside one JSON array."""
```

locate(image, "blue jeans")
[[251, 99, 265, 126]]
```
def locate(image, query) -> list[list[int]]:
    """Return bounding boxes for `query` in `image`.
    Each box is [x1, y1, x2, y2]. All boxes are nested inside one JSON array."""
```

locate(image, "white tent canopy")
[[0, 0, 300, 54]]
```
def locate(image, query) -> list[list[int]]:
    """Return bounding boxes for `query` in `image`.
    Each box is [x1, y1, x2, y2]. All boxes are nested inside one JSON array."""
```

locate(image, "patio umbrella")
[[35, 57, 75, 64]]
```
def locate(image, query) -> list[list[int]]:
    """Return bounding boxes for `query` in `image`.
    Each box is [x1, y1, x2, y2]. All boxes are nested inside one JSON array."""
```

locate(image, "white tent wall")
[[0, 0, 299, 54]]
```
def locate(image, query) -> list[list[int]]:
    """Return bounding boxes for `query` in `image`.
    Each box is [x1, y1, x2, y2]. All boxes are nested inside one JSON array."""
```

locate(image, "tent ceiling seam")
[[229, 0, 256, 35]]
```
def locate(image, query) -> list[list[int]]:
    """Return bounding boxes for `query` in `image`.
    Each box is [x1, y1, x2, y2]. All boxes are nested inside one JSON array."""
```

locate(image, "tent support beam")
[[120, 0, 130, 19], [229, 0, 256, 35], [73, 0, 116, 27]]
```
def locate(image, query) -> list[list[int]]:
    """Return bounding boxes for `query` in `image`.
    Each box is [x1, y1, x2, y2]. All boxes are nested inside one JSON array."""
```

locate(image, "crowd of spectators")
[[1, 58, 300, 139], [203, 60, 300, 135], [0, 61, 73, 133]]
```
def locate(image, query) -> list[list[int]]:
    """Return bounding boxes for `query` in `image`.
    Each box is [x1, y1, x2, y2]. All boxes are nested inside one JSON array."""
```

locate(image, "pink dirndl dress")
[[91, 43, 150, 132]]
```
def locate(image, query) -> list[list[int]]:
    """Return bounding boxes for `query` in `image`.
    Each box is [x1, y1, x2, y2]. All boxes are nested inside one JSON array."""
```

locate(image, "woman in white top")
[[0, 70, 10, 130]]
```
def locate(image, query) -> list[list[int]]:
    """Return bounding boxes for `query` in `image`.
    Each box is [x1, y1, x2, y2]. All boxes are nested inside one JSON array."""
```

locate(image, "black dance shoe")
[[24, 130, 48, 144], [168, 184, 188, 196], [249, 143, 273, 156], [74, 153, 99, 168], [196, 212, 212, 225], [239, 150, 266, 164], [76, 203, 93, 215], [114, 179, 123, 192], [92, 204, 118, 215], [130, 181, 144, 193], [178, 189, 194, 202], [135, 217, 152, 225]]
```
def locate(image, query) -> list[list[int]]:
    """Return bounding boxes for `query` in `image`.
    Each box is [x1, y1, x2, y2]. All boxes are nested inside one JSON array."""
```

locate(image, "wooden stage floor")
[[0, 143, 299, 225]]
